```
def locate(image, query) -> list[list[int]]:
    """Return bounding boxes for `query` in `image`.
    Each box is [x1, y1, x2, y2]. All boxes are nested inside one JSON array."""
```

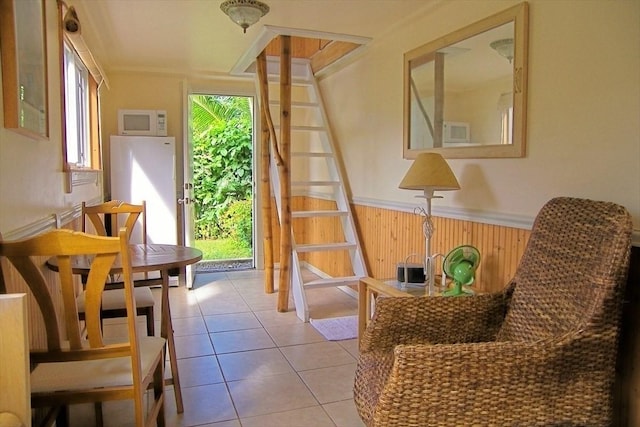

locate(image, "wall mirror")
[[404, 2, 528, 159], [0, 0, 49, 139]]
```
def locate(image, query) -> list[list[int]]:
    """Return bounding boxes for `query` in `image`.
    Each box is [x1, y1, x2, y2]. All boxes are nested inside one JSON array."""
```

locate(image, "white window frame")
[[63, 41, 90, 169]]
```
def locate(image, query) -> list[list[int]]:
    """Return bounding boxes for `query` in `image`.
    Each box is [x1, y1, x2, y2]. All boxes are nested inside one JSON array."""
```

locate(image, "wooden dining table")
[[47, 243, 202, 414]]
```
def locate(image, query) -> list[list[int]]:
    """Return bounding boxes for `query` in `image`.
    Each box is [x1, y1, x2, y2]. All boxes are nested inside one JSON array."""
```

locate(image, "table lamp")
[[399, 153, 460, 289]]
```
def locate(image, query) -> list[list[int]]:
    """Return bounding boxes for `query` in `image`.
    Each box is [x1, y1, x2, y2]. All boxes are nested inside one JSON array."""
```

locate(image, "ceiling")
[[70, 0, 437, 78]]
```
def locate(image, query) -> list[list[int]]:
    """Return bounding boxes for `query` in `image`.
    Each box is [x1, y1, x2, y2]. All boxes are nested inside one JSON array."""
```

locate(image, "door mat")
[[195, 259, 253, 272], [310, 315, 358, 341]]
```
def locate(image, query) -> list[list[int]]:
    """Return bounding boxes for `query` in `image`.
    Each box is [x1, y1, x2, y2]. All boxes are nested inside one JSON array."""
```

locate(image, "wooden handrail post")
[[277, 35, 292, 312]]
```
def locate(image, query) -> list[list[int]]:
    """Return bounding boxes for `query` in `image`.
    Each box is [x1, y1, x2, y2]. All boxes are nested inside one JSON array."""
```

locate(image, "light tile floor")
[[69, 268, 365, 427]]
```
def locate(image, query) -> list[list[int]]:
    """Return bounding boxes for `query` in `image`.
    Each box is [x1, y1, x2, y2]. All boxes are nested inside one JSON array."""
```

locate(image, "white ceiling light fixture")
[[490, 38, 514, 63], [220, 0, 270, 33]]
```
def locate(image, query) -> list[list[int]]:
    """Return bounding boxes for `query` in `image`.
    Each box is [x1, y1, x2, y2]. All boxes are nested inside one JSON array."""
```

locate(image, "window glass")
[[63, 41, 90, 168]]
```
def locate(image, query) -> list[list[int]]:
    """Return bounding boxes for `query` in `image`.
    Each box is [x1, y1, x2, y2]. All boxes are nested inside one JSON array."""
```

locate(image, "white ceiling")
[[72, 0, 437, 77]]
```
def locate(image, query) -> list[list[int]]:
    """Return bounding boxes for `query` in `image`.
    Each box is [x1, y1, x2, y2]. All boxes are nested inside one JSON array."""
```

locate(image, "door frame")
[[180, 81, 263, 278]]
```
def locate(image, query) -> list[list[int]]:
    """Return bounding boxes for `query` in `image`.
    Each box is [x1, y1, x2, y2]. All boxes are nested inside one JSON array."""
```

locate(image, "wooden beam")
[[257, 51, 275, 294], [277, 35, 292, 312]]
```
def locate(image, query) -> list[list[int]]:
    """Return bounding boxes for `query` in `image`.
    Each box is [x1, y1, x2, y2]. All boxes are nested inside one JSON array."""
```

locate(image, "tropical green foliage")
[[190, 95, 253, 247], [219, 199, 253, 248]]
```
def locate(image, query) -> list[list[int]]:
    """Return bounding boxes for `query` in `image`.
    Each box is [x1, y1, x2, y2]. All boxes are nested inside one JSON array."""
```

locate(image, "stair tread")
[[292, 180, 339, 186], [267, 76, 312, 86], [292, 152, 332, 157], [274, 125, 326, 131], [296, 242, 356, 252], [270, 100, 318, 108], [292, 210, 348, 218], [304, 276, 362, 288]]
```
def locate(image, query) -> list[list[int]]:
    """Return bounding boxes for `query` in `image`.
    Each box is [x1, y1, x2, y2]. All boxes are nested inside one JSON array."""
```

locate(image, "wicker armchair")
[[354, 197, 632, 426]]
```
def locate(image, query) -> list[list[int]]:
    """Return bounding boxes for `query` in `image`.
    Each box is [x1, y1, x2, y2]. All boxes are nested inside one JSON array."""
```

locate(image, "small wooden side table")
[[358, 277, 436, 340], [358, 276, 479, 341]]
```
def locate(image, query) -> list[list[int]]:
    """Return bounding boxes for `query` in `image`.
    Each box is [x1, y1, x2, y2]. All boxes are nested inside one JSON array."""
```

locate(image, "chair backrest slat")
[[0, 229, 137, 357], [82, 200, 147, 244]]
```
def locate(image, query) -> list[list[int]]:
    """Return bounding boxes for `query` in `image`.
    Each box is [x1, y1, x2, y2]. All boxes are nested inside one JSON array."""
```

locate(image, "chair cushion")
[[30, 336, 165, 393], [76, 287, 155, 313]]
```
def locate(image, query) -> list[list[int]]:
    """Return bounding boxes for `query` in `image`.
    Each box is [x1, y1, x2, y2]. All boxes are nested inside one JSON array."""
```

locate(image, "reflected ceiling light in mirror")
[[490, 38, 514, 63], [220, 0, 270, 33]]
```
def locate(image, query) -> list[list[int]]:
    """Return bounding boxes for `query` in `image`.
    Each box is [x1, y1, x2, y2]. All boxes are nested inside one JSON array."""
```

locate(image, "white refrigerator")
[[110, 135, 177, 245]]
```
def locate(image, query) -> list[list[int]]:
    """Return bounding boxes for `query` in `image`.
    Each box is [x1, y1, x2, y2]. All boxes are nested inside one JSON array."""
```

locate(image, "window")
[[63, 41, 90, 168], [58, 2, 104, 192]]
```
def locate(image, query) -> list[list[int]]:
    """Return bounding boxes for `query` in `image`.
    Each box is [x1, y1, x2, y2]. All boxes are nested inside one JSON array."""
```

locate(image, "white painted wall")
[[320, 0, 640, 233]]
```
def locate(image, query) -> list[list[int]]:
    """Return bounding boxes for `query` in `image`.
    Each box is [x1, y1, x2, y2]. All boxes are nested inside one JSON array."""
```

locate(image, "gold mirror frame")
[[0, 0, 49, 139], [403, 2, 528, 159]]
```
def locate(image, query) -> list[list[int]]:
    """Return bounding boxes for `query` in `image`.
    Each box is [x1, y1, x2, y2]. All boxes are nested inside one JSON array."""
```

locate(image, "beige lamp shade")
[[399, 153, 460, 191]]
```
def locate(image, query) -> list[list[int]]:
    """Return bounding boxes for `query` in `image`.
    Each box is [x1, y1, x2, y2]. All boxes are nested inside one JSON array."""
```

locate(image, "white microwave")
[[443, 121, 470, 144], [117, 109, 167, 136]]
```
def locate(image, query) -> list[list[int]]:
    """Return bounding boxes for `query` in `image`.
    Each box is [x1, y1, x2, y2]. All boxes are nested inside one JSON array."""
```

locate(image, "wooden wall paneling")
[[310, 41, 361, 73], [2, 255, 61, 350], [483, 223, 495, 286], [265, 36, 332, 60], [273, 197, 530, 291], [1, 217, 82, 352]]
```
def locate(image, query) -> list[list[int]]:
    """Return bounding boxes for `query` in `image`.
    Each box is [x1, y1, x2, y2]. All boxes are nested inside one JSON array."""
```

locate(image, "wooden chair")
[[80, 200, 158, 336], [0, 229, 166, 426], [354, 197, 633, 426]]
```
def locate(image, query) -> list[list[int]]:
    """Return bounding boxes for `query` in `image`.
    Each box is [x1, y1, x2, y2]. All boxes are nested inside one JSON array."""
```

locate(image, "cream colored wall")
[[0, 0, 101, 235], [99, 73, 255, 200], [321, 0, 640, 234], [100, 72, 184, 199], [3, 0, 637, 240]]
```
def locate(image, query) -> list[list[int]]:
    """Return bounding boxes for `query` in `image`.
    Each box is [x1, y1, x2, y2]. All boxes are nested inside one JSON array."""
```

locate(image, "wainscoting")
[[278, 196, 530, 293], [1, 217, 82, 350]]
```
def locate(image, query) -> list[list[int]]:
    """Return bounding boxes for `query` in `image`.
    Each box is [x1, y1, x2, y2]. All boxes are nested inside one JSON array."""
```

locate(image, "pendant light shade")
[[220, 0, 270, 33]]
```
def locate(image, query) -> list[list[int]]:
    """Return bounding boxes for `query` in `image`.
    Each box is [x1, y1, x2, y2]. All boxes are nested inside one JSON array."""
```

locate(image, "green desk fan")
[[442, 245, 481, 296]]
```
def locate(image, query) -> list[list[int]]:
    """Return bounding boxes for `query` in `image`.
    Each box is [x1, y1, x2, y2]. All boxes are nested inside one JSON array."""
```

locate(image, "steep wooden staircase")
[[257, 56, 367, 322]]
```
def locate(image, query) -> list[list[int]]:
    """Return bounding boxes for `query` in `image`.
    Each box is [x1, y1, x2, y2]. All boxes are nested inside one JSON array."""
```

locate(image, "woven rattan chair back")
[[497, 197, 633, 342]]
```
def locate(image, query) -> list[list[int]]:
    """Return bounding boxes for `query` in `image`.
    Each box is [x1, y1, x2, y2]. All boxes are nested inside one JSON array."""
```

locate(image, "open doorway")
[[188, 94, 255, 272]]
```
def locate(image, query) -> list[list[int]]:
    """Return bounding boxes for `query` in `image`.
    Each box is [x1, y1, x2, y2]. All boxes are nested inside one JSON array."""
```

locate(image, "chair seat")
[[76, 286, 155, 312], [30, 336, 166, 393]]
